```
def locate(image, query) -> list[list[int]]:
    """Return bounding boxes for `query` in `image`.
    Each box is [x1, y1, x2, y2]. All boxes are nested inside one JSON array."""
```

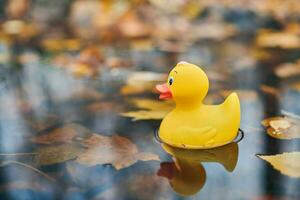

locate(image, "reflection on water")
[[158, 143, 239, 196]]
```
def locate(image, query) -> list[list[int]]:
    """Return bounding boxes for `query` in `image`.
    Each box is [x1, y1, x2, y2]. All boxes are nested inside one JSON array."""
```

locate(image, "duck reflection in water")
[[157, 142, 239, 196]]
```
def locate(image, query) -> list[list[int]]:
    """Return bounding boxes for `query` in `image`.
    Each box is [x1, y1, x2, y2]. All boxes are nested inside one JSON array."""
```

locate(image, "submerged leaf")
[[36, 144, 83, 166], [31, 123, 92, 144], [76, 134, 159, 169], [258, 152, 300, 178], [121, 99, 174, 121], [262, 116, 300, 139]]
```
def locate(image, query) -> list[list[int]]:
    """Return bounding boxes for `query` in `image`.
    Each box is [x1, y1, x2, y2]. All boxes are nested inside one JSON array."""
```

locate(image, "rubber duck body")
[[156, 62, 240, 149]]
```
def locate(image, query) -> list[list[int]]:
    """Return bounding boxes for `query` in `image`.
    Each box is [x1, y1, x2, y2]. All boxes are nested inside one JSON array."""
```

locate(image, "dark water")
[[0, 40, 299, 200]]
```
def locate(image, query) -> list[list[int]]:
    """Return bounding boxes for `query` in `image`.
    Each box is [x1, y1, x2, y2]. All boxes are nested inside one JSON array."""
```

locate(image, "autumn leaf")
[[256, 30, 300, 49], [121, 98, 174, 121], [76, 134, 159, 169], [36, 144, 83, 166], [260, 85, 279, 97], [262, 116, 300, 139], [275, 60, 300, 79], [258, 152, 300, 178], [31, 123, 92, 144], [121, 72, 166, 95]]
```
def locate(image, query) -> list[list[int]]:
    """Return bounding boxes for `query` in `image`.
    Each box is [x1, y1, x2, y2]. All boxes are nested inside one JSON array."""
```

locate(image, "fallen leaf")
[[121, 72, 166, 95], [31, 123, 92, 144], [76, 134, 159, 169], [262, 116, 300, 139], [258, 152, 300, 178], [275, 60, 300, 78], [121, 99, 174, 121], [260, 85, 279, 97], [192, 22, 238, 41], [256, 30, 300, 49], [36, 144, 83, 166]]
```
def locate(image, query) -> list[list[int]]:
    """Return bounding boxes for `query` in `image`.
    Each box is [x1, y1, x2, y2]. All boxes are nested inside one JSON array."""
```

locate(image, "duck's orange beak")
[[156, 83, 172, 100]]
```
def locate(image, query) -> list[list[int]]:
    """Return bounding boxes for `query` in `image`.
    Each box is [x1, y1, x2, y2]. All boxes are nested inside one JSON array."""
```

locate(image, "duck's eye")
[[169, 77, 174, 85]]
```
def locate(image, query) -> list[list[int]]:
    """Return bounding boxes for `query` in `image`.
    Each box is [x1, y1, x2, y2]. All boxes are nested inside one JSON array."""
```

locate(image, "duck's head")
[[156, 61, 209, 104]]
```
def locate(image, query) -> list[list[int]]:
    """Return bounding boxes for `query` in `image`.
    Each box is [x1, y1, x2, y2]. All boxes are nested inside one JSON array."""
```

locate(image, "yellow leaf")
[[258, 152, 300, 178], [275, 60, 300, 78], [121, 99, 174, 121], [121, 72, 166, 95], [256, 30, 300, 49], [76, 134, 159, 169], [261, 116, 300, 139]]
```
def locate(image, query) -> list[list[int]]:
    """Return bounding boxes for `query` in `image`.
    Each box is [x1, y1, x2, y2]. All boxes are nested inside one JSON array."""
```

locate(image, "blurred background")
[[0, 0, 300, 200]]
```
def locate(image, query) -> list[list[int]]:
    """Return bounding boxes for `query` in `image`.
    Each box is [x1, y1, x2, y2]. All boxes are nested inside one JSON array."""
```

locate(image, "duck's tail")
[[223, 92, 241, 126]]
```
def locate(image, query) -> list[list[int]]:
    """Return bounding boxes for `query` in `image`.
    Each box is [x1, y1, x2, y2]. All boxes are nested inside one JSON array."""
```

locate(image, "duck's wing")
[[176, 126, 217, 144]]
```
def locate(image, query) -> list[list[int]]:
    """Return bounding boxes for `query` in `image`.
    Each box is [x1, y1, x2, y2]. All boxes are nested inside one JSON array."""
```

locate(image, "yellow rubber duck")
[[156, 61, 241, 149]]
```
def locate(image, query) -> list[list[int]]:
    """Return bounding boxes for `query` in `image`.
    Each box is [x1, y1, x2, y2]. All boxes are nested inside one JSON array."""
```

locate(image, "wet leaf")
[[275, 60, 300, 78], [121, 72, 166, 95], [31, 123, 92, 144], [256, 30, 300, 49], [121, 99, 174, 121], [260, 85, 279, 97], [36, 144, 83, 166], [262, 116, 300, 139], [258, 152, 300, 178], [76, 134, 159, 169]]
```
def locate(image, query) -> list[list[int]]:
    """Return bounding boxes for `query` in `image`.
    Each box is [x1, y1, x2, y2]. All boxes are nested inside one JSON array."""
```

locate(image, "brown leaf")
[[258, 152, 300, 178], [31, 123, 92, 144], [256, 30, 300, 49], [121, 98, 174, 121], [260, 85, 279, 97], [76, 134, 159, 169], [262, 116, 300, 139], [275, 60, 300, 79], [36, 144, 83, 166]]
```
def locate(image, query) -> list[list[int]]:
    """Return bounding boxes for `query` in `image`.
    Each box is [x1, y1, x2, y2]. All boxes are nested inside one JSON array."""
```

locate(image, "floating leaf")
[[31, 123, 92, 144], [121, 72, 166, 95], [256, 30, 300, 49], [121, 99, 174, 121], [260, 85, 279, 97], [262, 116, 300, 139], [76, 134, 159, 169], [258, 152, 300, 178], [275, 60, 300, 79], [36, 144, 83, 166]]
